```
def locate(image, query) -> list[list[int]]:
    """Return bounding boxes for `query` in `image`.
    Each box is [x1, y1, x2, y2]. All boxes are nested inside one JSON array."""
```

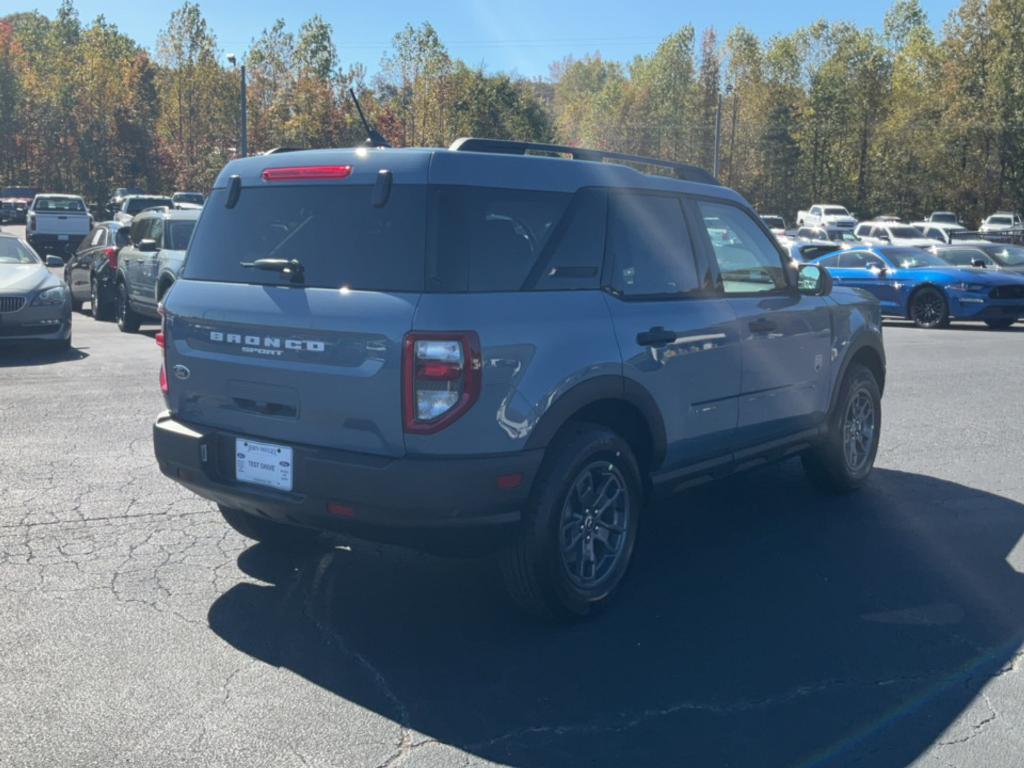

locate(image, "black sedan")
[[63, 221, 129, 320]]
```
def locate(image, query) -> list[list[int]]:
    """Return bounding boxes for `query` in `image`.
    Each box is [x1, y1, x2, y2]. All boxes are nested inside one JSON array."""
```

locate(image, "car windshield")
[[887, 248, 946, 268], [173, 193, 204, 205], [981, 244, 1024, 266], [889, 226, 923, 238], [116, 187, 144, 197], [823, 207, 849, 216], [931, 213, 957, 223], [164, 220, 197, 250], [35, 196, 85, 212], [0, 238, 39, 264], [126, 197, 171, 214], [988, 216, 1013, 225], [761, 216, 785, 229]]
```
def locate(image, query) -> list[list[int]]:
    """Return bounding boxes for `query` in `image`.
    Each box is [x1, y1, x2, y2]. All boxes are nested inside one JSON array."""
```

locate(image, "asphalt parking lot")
[[3, 245, 1024, 766]]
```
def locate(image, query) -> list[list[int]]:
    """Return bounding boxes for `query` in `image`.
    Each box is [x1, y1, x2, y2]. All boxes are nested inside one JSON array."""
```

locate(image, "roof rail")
[[449, 137, 719, 186]]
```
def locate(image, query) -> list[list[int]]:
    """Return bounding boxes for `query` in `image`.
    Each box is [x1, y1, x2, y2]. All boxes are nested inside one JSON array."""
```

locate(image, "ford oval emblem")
[[172, 364, 191, 381]]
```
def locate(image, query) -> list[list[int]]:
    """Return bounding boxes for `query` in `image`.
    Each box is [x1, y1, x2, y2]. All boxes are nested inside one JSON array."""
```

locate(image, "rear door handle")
[[636, 326, 678, 347], [749, 317, 776, 334]]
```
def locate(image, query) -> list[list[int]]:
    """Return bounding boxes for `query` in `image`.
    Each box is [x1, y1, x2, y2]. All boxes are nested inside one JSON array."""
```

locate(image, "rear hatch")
[[163, 152, 430, 458], [31, 197, 91, 236]]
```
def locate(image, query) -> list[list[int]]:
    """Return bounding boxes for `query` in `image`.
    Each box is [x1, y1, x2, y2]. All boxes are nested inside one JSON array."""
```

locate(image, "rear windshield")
[[173, 193, 204, 205], [184, 185, 427, 291], [823, 207, 849, 216], [165, 220, 196, 250], [126, 197, 172, 214], [35, 196, 85, 212]]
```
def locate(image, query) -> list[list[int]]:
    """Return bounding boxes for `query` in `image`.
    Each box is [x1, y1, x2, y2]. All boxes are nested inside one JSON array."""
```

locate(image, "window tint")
[[184, 184, 427, 291], [940, 249, 992, 266], [533, 188, 605, 291], [165, 220, 196, 250], [799, 245, 838, 261], [34, 196, 85, 212], [607, 193, 698, 297], [125, 197, 172, 214], [150, 218, 164, 247], [432, 186, 570, 292], [698, 201, 788, 294], [130, 217, 151, 245], [818, 253, 842, 267], [113, 227, 130, 248], [838, 251, 885, 269], [855, 224, 871, 237]]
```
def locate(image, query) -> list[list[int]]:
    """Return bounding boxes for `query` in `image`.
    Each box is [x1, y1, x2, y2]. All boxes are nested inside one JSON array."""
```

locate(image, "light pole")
[[227, 53, 247, 157]]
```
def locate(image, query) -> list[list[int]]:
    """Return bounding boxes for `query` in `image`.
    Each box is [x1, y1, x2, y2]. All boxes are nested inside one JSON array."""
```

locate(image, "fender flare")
[[829, 334, 886, 414], [524, 375, 668, 469]]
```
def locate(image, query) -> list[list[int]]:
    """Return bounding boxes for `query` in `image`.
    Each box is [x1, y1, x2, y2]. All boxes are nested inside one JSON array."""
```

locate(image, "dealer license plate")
[[235, 438, 293, 491]]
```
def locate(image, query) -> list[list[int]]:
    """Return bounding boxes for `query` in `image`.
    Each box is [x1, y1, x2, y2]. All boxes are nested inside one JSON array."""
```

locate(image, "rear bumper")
[[153, 412, 544, 548], [26, 233, 86, 252]]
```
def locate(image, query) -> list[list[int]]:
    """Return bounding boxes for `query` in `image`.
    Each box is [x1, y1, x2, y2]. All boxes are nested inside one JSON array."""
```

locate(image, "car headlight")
[[31, 285, 67, 306], [948, 282, 988, 293]]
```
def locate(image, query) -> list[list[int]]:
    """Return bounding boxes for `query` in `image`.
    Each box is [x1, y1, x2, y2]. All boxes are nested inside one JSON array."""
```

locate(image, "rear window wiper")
[[240, 258, 305, 283]]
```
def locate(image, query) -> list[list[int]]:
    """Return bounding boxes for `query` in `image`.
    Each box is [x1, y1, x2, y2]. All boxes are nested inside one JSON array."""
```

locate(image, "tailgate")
[[165, 281, 417, 457], [33, 212, 90, 236]]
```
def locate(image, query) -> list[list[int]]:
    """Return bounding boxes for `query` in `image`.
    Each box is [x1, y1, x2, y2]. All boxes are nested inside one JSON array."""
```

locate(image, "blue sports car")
[[810, 246, 1024, 329]]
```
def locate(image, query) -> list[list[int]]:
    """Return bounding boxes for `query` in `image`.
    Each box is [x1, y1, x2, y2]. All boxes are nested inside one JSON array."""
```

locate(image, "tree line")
[[1, 0, 1022, 224]]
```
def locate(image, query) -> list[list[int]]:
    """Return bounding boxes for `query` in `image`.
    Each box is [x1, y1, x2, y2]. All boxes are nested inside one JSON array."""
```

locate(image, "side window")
[[838, 252, 866, 268], [854, 224, 871, 237], [697, 201, 788, 294], [130, 218, 149, 245], [811, 206, 821, 216], [606, 193, 699, 297], [819, 253, 842, 267], [872, 226, 890, 240], [150, 218, 164, 248], [91, 228, 105, 246], [534, 188, 605, 291], [114, 227, 130, 248]]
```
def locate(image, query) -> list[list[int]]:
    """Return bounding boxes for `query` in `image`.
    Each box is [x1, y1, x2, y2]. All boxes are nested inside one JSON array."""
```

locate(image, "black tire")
[[500, 422, 642, 620], [115, 281, 141, 333], [70, 291, 83, 312], [802, 363, 882, 494], [985, 318, 1016, 330], [91, 279, 113, 321], [909, 286, 949, 329], [218, 505, 328, 550]]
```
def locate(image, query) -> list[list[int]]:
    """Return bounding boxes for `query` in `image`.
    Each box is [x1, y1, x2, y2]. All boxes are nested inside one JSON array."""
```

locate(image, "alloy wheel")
[[559, 460, 630, 589], [842, 388, 876, 474]]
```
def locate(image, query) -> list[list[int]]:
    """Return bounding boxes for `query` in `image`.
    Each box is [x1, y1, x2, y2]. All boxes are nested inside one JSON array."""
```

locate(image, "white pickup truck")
[[26, 194, 92, 256], [796, 204, 858, 230]]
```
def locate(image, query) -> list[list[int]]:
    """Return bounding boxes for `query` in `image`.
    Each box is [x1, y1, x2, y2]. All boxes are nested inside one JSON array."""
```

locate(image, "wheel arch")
[[524, 376, 667, 475], [831, 337, 886, 414]]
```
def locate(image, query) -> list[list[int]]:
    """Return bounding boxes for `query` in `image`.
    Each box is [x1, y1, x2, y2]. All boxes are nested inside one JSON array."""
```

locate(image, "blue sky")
[[23, 0, 962, 78]]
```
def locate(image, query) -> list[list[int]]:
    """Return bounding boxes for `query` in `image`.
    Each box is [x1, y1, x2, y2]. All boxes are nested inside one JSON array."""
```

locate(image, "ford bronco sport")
[[153, 138, 885, 618]]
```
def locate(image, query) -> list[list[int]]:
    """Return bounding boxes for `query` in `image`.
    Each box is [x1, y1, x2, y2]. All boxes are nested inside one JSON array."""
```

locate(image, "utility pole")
[[713, 92, 723, 178], [227, 54, 248, 157]]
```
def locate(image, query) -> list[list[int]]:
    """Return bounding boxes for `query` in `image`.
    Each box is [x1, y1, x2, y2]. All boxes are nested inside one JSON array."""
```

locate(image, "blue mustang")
[[810, 246, 1024, 329]]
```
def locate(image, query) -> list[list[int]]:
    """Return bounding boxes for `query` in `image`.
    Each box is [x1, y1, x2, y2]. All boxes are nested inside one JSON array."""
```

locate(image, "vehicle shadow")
[[0, 344, 88, 367], [208, 463, 1024, 767]]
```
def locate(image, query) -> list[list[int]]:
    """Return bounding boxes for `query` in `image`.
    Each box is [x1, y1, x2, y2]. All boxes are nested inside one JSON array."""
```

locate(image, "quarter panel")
[[407, 291, 620, 455]]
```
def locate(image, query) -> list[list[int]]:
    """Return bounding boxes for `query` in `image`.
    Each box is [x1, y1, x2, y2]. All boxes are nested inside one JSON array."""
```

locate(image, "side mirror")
[[137, 239, 159, 252], [798, 264, 832, 296], [45, 255, 65, 268]]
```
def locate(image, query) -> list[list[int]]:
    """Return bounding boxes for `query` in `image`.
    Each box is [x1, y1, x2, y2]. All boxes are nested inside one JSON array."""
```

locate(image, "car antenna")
[[348, 88, 390, 148]]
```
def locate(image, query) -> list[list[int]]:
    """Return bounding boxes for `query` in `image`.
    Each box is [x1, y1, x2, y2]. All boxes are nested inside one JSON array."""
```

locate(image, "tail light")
[[157, 307, 168, 395], [29, 215, 36, 231], [103, 247, 118, 271], [403, 332, 481, 434]]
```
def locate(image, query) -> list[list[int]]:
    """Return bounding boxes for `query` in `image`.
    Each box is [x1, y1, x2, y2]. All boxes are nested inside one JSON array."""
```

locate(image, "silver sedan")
[[0, 233, 72, 348]]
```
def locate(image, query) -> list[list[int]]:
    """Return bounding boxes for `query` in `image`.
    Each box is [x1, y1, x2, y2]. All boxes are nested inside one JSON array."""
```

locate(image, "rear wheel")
[[218, 505, 328, 550], [115, 281, 141, 333], [909, 286, 949, 329], [985, 318, 1016, 330], [802, 363, 881, 493], [500, 423, 642, 620], [91, 279, 113, 321]]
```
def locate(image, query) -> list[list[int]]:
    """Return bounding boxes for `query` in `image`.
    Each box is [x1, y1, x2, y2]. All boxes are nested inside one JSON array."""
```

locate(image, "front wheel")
[[802, 363, 882, 493], [985, 318, 1016, 330], [115, 282, 141, 333], [500, 423, 642, 620], [909, 286, 949, 329]]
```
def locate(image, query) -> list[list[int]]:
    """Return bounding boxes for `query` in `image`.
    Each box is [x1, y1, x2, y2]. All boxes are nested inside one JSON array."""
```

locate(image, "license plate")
[[58, 234, 68, 241], [235, 438, 293, 491]]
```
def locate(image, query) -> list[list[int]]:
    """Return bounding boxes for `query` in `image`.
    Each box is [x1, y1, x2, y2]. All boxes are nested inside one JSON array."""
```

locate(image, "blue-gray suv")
[[153, 139, 886, 618]]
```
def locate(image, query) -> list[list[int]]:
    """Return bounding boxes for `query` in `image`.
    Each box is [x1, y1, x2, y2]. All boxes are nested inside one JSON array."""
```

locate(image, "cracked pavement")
[[3, 276, 1024, 766]]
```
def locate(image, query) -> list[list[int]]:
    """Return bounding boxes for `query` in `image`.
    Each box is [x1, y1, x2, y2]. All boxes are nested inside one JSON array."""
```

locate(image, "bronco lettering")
[[209, 330, 325, 353]]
